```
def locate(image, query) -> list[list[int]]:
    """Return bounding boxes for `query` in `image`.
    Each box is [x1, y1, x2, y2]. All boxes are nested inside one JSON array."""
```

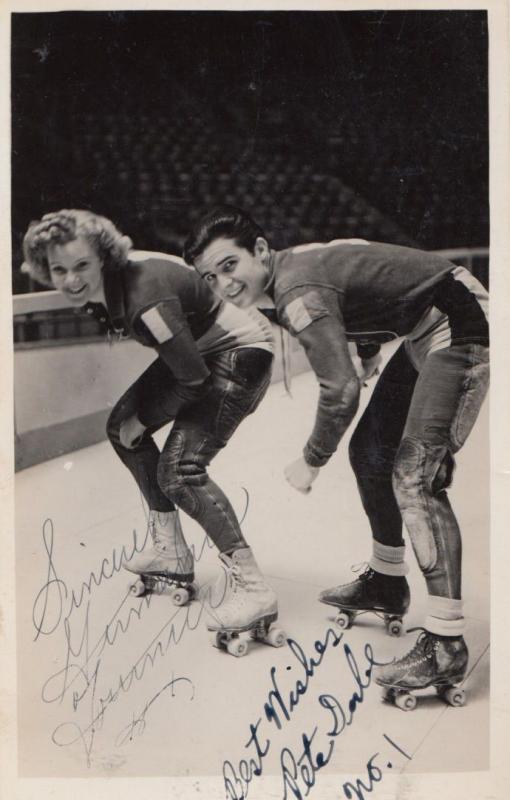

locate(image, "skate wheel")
[[442, 686, 466, 707], [395, 692, 417, 711], [382, 687, 396, 703], [250, 622, 267, 641], [129, 579, 146, 597], [335, 611, 353, 630], [265, 627, 287, 648], [227, 638, 248, 657], [386, 618, 404, 637], [171, 587, 190, 606], [211, 631, 228, 649]]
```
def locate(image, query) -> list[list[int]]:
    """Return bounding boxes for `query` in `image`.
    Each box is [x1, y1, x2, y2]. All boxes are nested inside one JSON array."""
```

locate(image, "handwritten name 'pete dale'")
[[223, 626, 384, 800]]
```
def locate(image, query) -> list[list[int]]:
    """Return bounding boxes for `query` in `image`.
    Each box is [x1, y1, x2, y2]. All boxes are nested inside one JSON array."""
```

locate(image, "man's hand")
[[353, 352, 382, 385], [119, 414, 147, 449], [284, 456, 320, 494]]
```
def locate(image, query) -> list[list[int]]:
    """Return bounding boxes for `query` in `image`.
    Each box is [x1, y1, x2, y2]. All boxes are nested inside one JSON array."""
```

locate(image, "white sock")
[[425, 595, 465, 636], [369, 541, 409, 576]]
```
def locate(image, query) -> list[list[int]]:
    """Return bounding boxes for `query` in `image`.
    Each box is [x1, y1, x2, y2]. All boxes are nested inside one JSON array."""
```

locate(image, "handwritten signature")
[[341, 735, 412, 800], [223, 627, 395, 800], [31, 490, 247, 767], [115, 674, 195, 746]]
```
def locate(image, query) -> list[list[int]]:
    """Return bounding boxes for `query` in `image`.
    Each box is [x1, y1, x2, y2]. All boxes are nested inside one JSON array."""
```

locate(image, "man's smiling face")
[[193, 236, 269, 308]]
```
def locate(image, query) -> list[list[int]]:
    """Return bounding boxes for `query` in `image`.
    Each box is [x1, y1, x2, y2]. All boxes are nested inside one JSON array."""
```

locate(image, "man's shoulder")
[[275, 238, 371, 276], [272, 239, 363, 302]]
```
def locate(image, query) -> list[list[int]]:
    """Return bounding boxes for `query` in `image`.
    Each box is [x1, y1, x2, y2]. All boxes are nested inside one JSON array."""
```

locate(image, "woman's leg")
[[108, 358, 195, 582], [107, 357, 182, 511], [157, 348, 272, 553], [157, 347, 275, 630]]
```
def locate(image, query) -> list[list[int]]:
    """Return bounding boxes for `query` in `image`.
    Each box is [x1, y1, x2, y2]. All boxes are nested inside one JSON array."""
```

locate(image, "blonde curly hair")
[[22, 209, 133, 287]]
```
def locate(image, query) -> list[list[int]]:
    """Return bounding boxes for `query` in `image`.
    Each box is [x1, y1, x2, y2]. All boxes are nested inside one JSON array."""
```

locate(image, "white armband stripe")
[[141, 307, 174, 343], [285, 297, 314, 333]]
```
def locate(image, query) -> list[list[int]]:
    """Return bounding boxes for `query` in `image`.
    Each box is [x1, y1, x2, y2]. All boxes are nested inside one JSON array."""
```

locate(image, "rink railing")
[[12, 245, 489, 470]]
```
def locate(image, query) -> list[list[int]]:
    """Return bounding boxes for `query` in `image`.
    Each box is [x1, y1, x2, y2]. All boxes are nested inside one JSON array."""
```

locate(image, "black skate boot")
[[375, 628, 469, 710], [319, 566, 410, 636]]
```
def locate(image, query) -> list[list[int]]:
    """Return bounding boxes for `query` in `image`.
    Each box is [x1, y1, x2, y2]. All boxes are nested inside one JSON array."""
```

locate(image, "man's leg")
[[376, 342, 489, 695], [349, 342, 418, 549], [393, 342, 489, 616], [320, 343, 417, 629]]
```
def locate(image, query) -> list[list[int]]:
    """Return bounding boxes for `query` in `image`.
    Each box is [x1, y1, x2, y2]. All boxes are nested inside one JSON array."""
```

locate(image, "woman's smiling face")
[[193, 236, 269, 308], [47, 235, 104, 306]]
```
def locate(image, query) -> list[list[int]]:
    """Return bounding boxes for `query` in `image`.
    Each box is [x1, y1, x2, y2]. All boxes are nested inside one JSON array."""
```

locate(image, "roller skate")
[[375, 628, 468, 711], [319, 566, 410, 636], [125, 510, 196, 606], [207, 547, 286, 658]]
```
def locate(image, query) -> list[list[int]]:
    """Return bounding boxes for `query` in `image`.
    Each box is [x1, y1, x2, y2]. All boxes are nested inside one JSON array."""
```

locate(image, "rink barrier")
[[12, 247, 488, 470]]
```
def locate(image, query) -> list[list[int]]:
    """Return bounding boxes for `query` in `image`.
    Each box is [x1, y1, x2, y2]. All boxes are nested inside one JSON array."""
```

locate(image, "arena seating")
[[12, 92, 488, 345]]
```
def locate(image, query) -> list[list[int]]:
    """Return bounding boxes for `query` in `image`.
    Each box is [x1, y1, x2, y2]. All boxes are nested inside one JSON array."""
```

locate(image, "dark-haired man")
[[184, 205, 489, 702]]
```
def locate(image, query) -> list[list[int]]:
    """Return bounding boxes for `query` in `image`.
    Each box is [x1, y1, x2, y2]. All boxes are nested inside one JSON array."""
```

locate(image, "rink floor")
[[15, 352, 490, 784]]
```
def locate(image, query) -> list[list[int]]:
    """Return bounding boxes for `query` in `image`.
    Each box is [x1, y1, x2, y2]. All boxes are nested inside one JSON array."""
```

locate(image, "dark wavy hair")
[[22, 209, 133, 287], [183, 205, 265, 265]]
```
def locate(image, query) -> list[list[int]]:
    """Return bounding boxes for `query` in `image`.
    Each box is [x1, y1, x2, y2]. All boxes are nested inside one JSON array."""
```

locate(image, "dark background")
[[12, 10, 489, 293]]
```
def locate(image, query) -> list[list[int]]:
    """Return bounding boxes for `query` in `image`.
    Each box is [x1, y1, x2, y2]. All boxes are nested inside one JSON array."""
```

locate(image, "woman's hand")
[[284, 456, 320, 493], [119, 414, 147, 449]]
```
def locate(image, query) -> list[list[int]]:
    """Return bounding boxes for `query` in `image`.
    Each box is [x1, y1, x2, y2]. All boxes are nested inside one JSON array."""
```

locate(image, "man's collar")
[[256, 250, 277, 313], [254, 249, 275, 309], [262, 249, 276, 297]]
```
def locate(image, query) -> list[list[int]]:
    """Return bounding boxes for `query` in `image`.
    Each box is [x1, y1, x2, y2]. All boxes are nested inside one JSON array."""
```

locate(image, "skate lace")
[[150, 520, 191, 570], [351, 562, 374, 582], [227, 564, 247, 593], [151, 523, 162, 546], [395, 628, 438, 670], [151, 524, 169, 552]]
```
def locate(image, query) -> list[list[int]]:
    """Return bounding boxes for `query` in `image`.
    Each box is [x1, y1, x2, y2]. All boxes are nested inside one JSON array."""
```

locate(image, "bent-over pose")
[[184, 205, 489, 700], [22, 209, 283, 650]]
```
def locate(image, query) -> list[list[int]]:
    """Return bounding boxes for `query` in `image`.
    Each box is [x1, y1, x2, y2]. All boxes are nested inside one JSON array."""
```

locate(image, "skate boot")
[[125, 510, 196, 606], [319, 565, 410, 636], [206, 547, 286, 657], [375, 628, 469, 710]]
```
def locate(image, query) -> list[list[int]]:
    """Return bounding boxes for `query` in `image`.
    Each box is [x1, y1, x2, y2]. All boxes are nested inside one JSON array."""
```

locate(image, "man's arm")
[[296, 314, 361, 467], [278, 288, 361, 470]]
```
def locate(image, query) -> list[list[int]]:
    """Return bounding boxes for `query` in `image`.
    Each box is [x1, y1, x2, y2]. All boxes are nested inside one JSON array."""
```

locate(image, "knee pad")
[[431, 449, 455, 494], [392, 437, 456, 573], [393, 437, 455, 498], [157, 432, 207, 498]]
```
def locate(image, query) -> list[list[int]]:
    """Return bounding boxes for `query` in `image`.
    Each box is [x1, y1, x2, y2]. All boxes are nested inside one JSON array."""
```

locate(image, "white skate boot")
[[125, 510, 195, 605], [207, 547, 286, 657]]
